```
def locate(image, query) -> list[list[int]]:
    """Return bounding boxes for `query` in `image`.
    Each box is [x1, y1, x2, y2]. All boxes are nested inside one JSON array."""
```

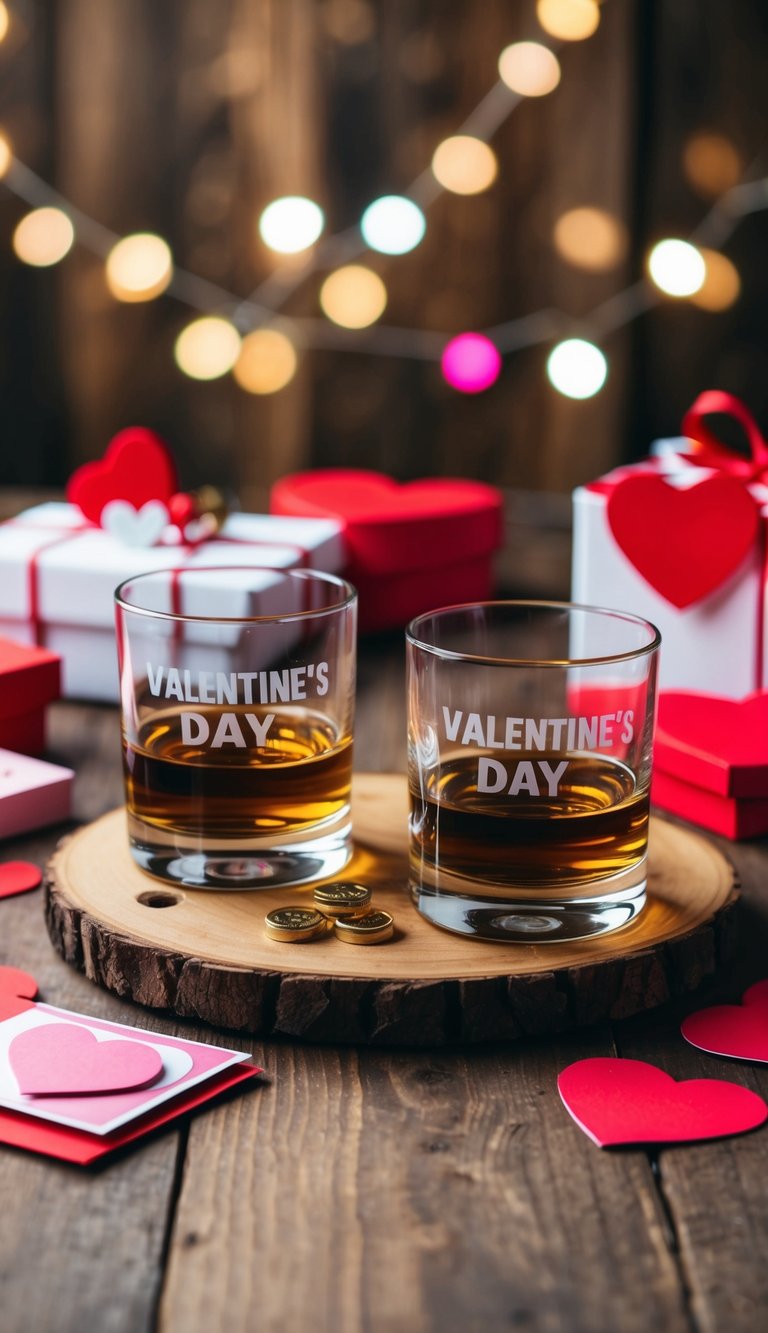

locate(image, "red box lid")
[[270, 470, 504, 577], [655, 690, 768, 798], [652, 769, 768, 840], [0, 637, 61, 722]]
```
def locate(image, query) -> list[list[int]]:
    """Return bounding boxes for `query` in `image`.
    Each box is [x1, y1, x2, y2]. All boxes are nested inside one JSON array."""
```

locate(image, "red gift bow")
[[681, 390, 768, 484]]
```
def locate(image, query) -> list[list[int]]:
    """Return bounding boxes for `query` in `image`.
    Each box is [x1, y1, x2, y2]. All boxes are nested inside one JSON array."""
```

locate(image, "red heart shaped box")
[[271, 470, 504, 632]]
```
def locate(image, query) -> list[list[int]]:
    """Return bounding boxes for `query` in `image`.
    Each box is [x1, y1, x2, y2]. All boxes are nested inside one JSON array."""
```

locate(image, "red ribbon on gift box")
[[681, 390, 768, 484]]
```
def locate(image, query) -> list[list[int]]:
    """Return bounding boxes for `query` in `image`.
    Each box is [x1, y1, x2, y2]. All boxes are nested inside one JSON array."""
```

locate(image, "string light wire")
[[0, 12, 765, 393]]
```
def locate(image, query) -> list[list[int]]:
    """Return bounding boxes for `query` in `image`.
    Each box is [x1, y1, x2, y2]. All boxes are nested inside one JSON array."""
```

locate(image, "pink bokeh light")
[[440, 333, 502, 393]]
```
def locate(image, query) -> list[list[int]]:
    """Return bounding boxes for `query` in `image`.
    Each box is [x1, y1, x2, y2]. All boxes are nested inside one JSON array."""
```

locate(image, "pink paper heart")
[[558, 1057, 767, 1147], [682, 980, 768, 1063], [10, 1023, 164, 1097]]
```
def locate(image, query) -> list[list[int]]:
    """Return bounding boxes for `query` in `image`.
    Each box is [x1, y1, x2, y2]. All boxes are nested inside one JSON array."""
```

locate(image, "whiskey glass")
[[407, 600, 660, 942], [115, 567, 356, 889]]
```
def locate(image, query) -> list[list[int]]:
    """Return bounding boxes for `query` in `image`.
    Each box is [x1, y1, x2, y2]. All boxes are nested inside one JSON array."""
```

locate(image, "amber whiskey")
[[409, 750, 649, 892], [124, 704, 352, 841]]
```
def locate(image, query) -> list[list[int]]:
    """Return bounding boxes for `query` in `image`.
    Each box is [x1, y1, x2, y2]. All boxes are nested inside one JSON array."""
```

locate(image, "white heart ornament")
[[101, 499, 170, 547]]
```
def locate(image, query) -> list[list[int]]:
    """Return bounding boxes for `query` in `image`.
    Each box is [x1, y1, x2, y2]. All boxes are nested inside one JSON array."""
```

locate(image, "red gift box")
[[0, 637, 61, 755], [270, 469, 504, 632], [651, 689, 768, 839]]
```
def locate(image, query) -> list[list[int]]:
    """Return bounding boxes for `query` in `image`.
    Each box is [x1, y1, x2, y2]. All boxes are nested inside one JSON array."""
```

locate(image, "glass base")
[[411, 878, 646, 943], [128, 815, 352, 890]]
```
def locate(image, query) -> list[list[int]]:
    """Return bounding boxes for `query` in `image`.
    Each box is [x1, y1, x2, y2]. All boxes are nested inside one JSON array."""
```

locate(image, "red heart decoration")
[[67, 428, 177, 525], [0, 862, 42, 899], [682, 981, 768, 1063], [271, 469, 503, 574], [0, 965, 38, 1022], [9, 1022, 164, 1097], [606, 473, 759, 608], [656, 690, 768, 797], [558, 1057, 767, 1147]]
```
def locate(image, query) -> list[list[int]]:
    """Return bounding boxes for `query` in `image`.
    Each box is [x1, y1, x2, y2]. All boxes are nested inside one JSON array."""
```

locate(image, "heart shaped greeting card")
[[558, 1057, 767, 1147], [682, 981, 768, 1063], [10, 1023, 164, 1096]]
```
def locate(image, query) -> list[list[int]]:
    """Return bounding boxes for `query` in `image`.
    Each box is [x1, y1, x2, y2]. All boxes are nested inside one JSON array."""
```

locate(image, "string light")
[[0, 13, 764, 405], [553, 206, 627, 271], [682, 132, 742, 199], [105, 233, 173, 302], [690, 248, 741, 312], [13, 207, 74, 267], [0, 132, 11, 179], [441, 333, 501, 393], [547, 338, 607, 399], [360, 196, 426, 255], [233, 329, 297, 394], [258, 196, 325, 254], [648, 239, 706, 298], [536, 0, 600, 42], [0, 3, 9, 44], [431, 136, 498, 195], [498, 42, 561, 97], [319, 265, 387, 328], [174, 316, 241, 380]]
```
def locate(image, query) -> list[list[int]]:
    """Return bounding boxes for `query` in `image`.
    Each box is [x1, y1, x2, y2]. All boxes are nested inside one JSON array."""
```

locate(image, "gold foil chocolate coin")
[[265, 907, 328, 942], [334, 909, 394, 945], [314, 882, 372, 917]]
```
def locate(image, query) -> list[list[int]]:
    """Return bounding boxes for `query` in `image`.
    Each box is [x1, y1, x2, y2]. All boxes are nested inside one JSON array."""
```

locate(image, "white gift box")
[[572, 449, 768, 699], [0, 503, 345, 701]]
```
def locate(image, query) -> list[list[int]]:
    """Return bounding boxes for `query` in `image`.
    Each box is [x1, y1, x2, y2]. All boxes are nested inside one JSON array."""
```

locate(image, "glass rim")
[[406, 598, 661, 668], [114, 566, 357, 625]]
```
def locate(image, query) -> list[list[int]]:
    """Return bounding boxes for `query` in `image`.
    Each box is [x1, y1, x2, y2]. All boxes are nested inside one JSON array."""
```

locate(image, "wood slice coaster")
[[45, 774, 739, 1046]]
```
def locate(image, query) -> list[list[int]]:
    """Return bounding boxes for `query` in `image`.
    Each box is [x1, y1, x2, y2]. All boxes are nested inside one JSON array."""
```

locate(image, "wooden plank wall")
[[0, 0, 764, 499]]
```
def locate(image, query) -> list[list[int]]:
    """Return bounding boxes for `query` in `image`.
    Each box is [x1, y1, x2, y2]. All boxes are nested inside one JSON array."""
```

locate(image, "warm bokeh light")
[[105, 233, 173, 302], [553, 206, 628, 271], [536, 0, 600, 41], [13, 207, 75, 267], [319, 265, 387, 328], [441, 333, 502, 394], [648, 239, 706, 297], [498, 42, 561, 97], [682, 132, 743, 199], [0, 131, 11, 179], [689, 249, 741, 312], [431, 136, 498, 195], [258, 196, 325, 254], [547, 338, 607, 399], [174, 316, 242, 380], [321, 0, 375, 45], [233, 329, 298, 394], [0, 3, 9, 43], [360, 195, 426, 255]]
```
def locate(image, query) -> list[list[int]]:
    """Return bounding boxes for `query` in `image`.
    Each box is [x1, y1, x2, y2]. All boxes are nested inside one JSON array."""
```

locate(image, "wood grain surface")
[[2, 623, 768, 1330], [45, 781, 737, 1043]]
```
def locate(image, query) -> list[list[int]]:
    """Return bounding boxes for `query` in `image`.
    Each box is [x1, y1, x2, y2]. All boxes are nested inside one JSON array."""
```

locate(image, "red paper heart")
[[271, 469, 503, 574], [682, 980, 768, 1063], [9, 1022, 164, 1096], [558, 1057, 767, 1147], [0, 861, 42, 899], [656, 690, 768, 797], [67, 427, 177, 525], [0, 965, 38, 1022], [606, 473, 759, 608]]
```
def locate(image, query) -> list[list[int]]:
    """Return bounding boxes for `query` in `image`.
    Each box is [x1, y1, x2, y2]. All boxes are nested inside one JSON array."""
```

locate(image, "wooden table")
[[1, 483, 768, 1332], [2, 643, 768, 1333]]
